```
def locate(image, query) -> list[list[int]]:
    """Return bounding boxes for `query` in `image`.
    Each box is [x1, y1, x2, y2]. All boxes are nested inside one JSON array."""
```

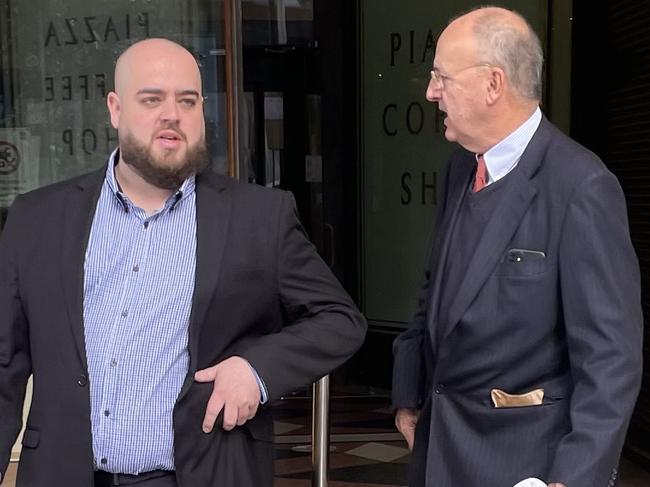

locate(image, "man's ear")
[[486, 67, 505, 105], [107, 92, 121, 129]]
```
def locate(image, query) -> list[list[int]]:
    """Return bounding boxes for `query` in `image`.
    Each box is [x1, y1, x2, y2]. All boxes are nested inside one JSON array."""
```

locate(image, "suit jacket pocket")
[[495, 251, 548, 278], [21, 428, 40, 448], [489, 397, 563, 412]]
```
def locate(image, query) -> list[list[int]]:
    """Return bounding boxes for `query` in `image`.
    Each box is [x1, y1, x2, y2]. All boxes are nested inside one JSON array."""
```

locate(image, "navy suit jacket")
[[393, 117, 643, 487], [0, 168, 366, 486]]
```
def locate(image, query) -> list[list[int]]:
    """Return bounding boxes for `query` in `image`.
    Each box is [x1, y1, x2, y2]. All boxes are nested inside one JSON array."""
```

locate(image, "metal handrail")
[[312, 375, 330, 487]]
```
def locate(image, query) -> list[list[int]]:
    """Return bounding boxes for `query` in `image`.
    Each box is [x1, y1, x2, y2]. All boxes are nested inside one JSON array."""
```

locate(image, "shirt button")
[[104, 410, 110, 417], [434, 384, 445, 394], [133, 265, 139, 272], [144, 221, 149, 229], [110, 359, 117, 367], [100, 458, 107, 465], [121, 310, 128, 318], [77, 374, 88, 387]]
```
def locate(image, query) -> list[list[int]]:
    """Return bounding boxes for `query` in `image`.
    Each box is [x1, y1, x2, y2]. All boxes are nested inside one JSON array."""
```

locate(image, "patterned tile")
[[280, 462, 408, 485], [274, 421, 304, 435], [274, 451, 378, 476], [343, 442, 410, 463]]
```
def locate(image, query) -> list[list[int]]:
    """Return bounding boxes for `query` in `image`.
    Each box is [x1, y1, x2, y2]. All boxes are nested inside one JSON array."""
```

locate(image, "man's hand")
[[194, 356, 261, 432], [395, 407, 420, 451], [548, 484, 567, 487]]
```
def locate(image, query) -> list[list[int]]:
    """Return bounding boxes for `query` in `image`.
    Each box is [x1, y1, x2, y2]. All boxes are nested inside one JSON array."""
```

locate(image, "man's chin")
[[152, 149, 187, 169], [443, 127, 456, 142]]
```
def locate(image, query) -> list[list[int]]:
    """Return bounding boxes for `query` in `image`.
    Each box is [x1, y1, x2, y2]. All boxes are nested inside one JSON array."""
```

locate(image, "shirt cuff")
[[248, 364, 269, 404]]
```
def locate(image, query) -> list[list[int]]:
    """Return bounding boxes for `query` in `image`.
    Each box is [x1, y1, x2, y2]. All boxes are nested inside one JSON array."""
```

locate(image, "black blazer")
[[0, 168, 366, 486], [392, 117, 643, 487]]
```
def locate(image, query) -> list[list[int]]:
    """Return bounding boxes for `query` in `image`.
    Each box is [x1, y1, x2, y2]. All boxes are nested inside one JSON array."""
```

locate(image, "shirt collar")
[[105, 148, 197, 212], [480, 107, 542, 184]]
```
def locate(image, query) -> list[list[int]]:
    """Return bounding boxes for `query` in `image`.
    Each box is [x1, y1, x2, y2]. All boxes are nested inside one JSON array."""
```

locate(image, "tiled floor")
[[5, 395, 650, 486], [271, 442, 650, 487], [5, 448, 649, 486], [270, 395, 650, 487]]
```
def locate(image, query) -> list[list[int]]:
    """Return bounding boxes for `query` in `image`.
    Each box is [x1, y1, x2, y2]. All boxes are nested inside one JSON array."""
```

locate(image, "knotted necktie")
[[473, 154, 487, 192]]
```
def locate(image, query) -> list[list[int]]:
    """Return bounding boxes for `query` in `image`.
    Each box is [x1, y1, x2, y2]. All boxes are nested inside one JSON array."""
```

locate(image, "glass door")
[[0, 0, 232, 232]]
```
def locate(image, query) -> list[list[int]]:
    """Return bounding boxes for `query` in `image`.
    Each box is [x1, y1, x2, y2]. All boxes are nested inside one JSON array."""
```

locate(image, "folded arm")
[[230, 192, 366, 400]]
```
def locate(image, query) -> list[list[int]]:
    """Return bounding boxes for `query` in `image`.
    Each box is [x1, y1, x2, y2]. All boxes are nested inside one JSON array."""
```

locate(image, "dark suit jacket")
[[0, 167, 366, 486], [392, 117, 643, 487]]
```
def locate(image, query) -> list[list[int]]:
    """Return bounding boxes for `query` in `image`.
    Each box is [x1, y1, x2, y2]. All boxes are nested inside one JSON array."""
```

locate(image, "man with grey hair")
[[393, 6, 642, 487]]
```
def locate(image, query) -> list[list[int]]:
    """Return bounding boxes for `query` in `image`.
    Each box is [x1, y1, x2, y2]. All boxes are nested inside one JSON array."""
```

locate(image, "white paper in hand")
[[513, 479, 546, 487]]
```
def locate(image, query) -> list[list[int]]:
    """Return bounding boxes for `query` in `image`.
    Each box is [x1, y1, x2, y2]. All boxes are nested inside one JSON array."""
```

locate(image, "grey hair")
[[470, 8, 544, 100]]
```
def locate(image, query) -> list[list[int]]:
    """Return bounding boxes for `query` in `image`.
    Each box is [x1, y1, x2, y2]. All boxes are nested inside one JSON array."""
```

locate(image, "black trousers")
[[94, 470, 176, 487]]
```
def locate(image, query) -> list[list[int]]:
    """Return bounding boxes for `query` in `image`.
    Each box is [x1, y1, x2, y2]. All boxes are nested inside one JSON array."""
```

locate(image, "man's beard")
[[120, 130, 210, 190]]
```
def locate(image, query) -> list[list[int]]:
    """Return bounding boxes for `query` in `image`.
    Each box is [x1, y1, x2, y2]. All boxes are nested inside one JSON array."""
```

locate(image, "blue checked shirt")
[[83, 152, 268, 474], [83, 153, 197, 473]]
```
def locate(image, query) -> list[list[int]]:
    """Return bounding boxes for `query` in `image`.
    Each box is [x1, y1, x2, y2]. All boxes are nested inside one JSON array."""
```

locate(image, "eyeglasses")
[[429, 63, 494, 89]]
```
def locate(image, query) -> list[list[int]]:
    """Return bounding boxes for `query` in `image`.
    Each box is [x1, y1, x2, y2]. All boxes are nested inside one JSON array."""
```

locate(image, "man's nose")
[[426, 79, 441, 102], [160, 99, 180, 121]]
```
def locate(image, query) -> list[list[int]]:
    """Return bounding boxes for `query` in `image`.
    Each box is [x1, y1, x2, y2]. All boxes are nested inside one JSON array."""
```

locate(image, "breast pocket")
[[495, 248, 547, 278]]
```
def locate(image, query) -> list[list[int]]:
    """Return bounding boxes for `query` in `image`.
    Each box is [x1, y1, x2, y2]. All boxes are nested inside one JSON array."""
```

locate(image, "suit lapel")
[[425, 155, 474, 350], [185, 174, 232, 375], [60, 170, 104, 371], [439, 118, 552, 341]]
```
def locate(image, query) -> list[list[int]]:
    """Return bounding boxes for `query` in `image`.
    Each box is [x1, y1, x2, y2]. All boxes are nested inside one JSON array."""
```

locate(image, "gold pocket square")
[[490, 388, 544, 408]]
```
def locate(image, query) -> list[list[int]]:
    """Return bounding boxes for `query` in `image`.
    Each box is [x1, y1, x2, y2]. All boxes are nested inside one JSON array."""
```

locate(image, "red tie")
[[474, 154, 487, 192]]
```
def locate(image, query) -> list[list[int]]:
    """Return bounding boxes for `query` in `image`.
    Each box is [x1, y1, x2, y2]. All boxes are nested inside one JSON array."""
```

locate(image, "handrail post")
[[312, 375, 330, 487]]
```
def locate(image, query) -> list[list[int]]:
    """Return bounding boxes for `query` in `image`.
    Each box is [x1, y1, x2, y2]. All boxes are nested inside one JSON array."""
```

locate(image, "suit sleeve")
[[548, 170, 643, 486], [391, 250, 433, 409], [392, 156, 453, 410], [0, 196, 32, 476], [238, 192, 366, 400]]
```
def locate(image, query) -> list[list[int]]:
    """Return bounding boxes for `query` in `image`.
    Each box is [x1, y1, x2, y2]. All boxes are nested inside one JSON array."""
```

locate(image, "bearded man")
[[0, 38, 365, 487]]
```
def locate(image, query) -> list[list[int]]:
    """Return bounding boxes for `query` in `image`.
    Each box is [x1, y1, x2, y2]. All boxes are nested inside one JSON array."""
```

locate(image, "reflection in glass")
[[263, 92, 283, 187], [242, 0, 313, 46], [0, 0, 228, 230]]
